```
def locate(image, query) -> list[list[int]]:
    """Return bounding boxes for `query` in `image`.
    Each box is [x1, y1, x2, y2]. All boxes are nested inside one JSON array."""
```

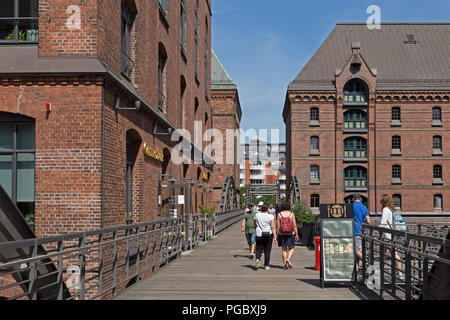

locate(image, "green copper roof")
[[211, 49, 236, 89]]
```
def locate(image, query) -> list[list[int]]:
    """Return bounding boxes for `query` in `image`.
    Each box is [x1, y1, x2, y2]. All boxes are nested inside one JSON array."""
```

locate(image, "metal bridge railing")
[[0, 210, 243, 300], [361, 224, 449, 300]]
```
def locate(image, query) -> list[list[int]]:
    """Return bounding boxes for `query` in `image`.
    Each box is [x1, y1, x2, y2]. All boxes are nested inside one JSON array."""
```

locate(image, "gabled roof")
[[289, 23, 450, 91], [211, 49, 237, 90]]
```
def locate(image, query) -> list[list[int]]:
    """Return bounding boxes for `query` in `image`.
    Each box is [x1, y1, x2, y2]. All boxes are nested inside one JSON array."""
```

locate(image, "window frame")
[[434, 194, 443, 210], [310, 165, 320, 184], [310, 194, 320, 208], [344, 137, 367, 159], [0, 0, 39, 44], [393, 194, 402, 210]]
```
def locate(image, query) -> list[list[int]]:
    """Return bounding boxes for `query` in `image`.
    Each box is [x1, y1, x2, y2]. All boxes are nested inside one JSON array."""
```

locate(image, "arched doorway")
[[126, 129, 142, 224]]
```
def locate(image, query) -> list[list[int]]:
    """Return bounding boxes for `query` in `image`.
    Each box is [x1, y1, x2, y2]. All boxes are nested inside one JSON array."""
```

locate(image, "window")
[[180, 77, 186, 128], [310, 136, 319, 155], [432, 107, 442, 126], [0, 0, 38, 43], [126, 130, 141, 224], [310, 165, 320, 184], [180, 0, 186, 52], [310, 107, 319, 121], [204, 18, 209, 95], [407, 34, 415, 42], [344, 110, 367, 130], [158, 45, 168, 113], [433, 165, 443, 184], [344, 195, 368, 208], [121, 1, 135, 78], [433, 136, 442, 156], [343, 80, 368, 103], [344, 166, 367, 188], [393, 194, 402, 210], [194, 0, 199, 77], [392, 136, 401, 155], [0, 113, 35, 226], [391, 107, 401, 126], [434, 194, 443, 210], [310, 194, 320, 208], [159, 0, 168, 17], [392, 165, 401, 184], [344, 137, 367, 159]]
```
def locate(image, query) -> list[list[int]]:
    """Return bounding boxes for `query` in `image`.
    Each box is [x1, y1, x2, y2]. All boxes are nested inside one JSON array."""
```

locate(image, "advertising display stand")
[[319, 204, 355, 288]]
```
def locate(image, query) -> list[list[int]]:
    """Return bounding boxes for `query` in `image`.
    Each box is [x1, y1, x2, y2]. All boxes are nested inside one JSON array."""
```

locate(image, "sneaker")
[[250, 253, 255, 260], [255, 259, 260, 271], [283, 264, 288, 270], [265, 266, 270, 270], [396, 272, 405, 281]]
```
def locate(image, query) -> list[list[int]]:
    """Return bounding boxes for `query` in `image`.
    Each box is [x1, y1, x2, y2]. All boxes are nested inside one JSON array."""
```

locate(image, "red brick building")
[[283, 23, 449, 215], [210, 50, 242, 210], [0, 0, 216, 238]]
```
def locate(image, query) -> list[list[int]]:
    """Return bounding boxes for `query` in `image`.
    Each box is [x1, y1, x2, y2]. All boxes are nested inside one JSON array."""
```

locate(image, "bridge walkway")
[[116, 223, 378, 300]]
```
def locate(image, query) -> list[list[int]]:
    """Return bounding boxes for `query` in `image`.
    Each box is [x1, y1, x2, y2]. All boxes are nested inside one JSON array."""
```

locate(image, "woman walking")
[[380, 194, 404, 280], [277, 203, 299, 270], [254, 205, 277, 270]]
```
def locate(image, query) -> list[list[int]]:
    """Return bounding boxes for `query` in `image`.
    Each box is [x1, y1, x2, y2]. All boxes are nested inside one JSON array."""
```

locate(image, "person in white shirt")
[[379, 194, 404, 280], [254, 205, 277, 270]]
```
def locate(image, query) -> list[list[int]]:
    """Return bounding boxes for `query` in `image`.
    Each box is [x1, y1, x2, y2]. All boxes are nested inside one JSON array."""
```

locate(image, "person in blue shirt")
[[352, 194, 370, 275]]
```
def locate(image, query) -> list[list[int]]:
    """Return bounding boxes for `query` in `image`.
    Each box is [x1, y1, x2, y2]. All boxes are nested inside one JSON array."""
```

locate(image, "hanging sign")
[[143, 142, 164, 162], [319, 204, 355, 288]]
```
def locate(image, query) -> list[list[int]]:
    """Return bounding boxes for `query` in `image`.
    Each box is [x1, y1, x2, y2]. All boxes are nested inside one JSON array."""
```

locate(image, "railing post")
[[78, 233, 86, 300], [405, 234, 412, 300], [125, 228, 130, 282], [98, 233, 103, 298], [57, 240, 64, 300], [152, 225, 157, 273], [362, 233, 366, 284], [112, 230, 118, 296], [380, 242, 384, 298], [422, 257, 429, 300], [391, 245, 396, 296], [135, 226, 141, 281], [28, 240, 38, 300]]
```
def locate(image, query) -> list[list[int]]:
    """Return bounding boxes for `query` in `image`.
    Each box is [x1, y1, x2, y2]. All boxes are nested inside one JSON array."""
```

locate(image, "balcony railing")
[[344, 150, 367, 159], [344, 121, 367, 130], [344, 178, 367, 188], [344, 93, 367, 103]]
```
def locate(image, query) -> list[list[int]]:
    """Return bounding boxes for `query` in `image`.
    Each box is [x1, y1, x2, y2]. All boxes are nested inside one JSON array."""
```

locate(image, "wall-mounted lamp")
[[153, 121, 173, 136], [114, 91, 141, 111]]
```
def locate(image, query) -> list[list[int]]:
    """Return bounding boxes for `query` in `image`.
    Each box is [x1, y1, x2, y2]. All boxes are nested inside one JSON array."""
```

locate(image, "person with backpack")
[[380, 194, 404, 280], [277, 203, 298, 270], [241, 203, 257, 259], [254, 205, 277, 270], [352, 194, 371, 278]]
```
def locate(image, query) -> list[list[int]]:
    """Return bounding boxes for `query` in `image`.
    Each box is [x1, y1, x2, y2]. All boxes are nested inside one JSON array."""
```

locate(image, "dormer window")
[[0, 0, 39, 43], [406, 34, 416, 44], [343, 79, 368, 103]]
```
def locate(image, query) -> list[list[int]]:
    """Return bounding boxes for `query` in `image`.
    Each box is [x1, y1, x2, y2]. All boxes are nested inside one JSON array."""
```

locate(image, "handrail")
[[0, 210, 243, 300], [360, 223, 450, 300]]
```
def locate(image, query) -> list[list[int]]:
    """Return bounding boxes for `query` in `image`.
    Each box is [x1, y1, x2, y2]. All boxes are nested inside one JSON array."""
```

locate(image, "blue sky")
[[211, 0, 450, 143]]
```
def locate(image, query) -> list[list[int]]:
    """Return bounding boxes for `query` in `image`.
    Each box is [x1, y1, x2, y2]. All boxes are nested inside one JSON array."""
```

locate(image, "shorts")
[[355, 235, 362, 252], [246, 233, 256, 245], [277, 234, 296, 247]]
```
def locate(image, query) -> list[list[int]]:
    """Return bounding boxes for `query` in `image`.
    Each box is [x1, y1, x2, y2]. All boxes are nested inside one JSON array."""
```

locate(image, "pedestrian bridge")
[[115, 222, 373, 300]]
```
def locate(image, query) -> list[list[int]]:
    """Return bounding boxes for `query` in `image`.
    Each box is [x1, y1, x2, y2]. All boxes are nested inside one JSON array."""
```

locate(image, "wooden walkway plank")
[[115, 223, 370, 300]]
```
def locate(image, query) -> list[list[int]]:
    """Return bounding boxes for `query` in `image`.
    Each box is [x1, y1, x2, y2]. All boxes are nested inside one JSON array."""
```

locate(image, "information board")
[[319, 204, 355, 287]]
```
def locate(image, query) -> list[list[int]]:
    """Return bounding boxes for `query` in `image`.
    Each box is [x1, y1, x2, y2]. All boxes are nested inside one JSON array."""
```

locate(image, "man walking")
[[352, 194, 370, 280]]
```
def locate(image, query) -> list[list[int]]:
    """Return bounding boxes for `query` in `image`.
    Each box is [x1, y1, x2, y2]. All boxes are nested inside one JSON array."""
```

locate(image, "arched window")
[[310, 194, 320, 208], [158, 43, 168, 112], [180, 76, 186, 128], [393, 194, 402, 210], [391, 107, 401, 121], [310, 165, 320, 184], [434, 194, 443, 210], [344, 137, 367, 158], [126, 130, 142, 223], [344, 110, 367, 130], [432, 107, 442, 121], [121, 0, 136, 78], [310, 136, 319, 155], [343, 79, 368, 103], [433, 165, 443, 184], [310, 107, 319, 121], [0, 112, 35, 225], [180, 0, 187, 51], [344, 166, 367, 188], [433, 136, 442, 156], [392, 165, 401, 184], [392, 136, 401, 155]]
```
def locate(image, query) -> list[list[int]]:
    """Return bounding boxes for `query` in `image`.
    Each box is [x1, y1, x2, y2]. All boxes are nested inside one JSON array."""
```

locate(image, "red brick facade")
[[0, 0, 215, 238], [284, 38, 449, 215]]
